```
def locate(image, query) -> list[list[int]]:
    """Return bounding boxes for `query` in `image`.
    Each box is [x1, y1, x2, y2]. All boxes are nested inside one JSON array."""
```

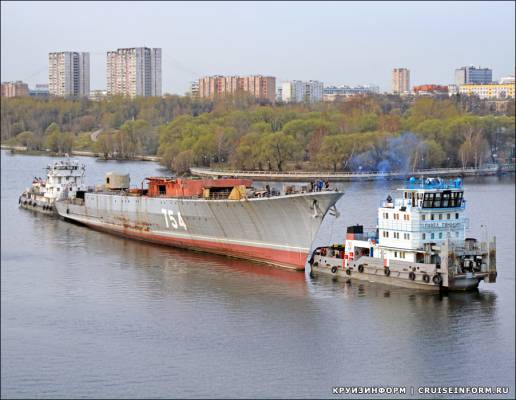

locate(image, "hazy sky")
[[1, 1, 515, 94]]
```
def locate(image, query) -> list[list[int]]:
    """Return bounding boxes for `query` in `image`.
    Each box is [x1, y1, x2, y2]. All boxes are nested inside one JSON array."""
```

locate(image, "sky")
[[1, 1, 515, 94]]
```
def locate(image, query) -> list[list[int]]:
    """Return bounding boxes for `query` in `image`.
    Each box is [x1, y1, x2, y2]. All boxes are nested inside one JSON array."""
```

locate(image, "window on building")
[[439, 232, 443, 239], [394, 251, 398, 258], [431, 233, 435, 239], [455, 213, 459, 219], [431, 214, 435, 220], [447, 213, 450, 219], [422, 233, 426, 240], [422, 214, 426, 221], [439, 214, 443, 220]]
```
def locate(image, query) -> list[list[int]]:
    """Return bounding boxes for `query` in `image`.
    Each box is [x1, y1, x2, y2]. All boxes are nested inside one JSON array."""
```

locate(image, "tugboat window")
[[158, 185, 166, 195]]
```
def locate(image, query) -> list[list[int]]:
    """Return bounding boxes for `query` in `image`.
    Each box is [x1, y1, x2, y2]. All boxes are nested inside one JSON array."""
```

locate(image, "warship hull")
[[55, 191, 343, 270]]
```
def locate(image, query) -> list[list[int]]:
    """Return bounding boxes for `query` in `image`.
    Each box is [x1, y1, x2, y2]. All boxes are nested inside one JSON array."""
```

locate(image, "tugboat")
[[309, 177, 497, 291], [19, 158, 86, 214]]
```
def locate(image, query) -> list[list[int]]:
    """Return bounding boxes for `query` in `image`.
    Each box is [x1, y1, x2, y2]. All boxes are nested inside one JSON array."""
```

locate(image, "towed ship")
[[19, 159, 86, 214], [310, 177, 497, 291], [55, 173, 343, 270]]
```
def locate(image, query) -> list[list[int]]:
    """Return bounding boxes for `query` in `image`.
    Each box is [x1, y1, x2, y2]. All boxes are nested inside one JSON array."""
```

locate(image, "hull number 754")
[[161, 208, 187, 230]]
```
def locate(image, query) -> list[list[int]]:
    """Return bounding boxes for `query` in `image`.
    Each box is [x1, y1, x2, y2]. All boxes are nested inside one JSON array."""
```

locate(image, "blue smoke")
[[349, 132, 422, 173]]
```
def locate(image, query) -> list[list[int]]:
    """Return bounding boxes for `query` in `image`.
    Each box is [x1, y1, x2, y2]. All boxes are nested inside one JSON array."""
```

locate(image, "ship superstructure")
[[55, 174, 343, 270], [19, 158, 86, 214], [310, 177, 497, 291]]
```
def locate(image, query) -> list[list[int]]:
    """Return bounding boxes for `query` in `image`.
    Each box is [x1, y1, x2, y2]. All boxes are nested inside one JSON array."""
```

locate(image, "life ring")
[[345, 269, 351, 276], [432, 274, 443, 286], [384, 268, 390, 277], [358, 265, 364, 273], [422, 274, 430, 283], [331, 266, 338, 274], [409, 271, 416, 281]]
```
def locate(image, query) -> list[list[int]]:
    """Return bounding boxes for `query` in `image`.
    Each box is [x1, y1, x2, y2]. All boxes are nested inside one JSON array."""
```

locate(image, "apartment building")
[[48, 52, 90, 97], [392, 68, 410, 95], [281, 80, 323, 103], [281, 80, 305, 103], [198, 75, 276, 102], [1, 81, 29, 97], [107, 47, 162, 97]]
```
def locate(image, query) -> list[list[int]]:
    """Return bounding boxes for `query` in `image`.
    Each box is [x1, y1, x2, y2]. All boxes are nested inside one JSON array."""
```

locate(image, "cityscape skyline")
[[1, 1, 515, 94]]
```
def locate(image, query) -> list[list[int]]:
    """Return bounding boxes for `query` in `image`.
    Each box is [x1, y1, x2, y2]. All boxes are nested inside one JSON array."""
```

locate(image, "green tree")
[[260, 132, 302, 171]]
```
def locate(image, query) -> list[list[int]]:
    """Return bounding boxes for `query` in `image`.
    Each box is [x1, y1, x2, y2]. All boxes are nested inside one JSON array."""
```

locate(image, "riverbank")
[[190, 165, 516, 182], [0, 145, 161, 162]]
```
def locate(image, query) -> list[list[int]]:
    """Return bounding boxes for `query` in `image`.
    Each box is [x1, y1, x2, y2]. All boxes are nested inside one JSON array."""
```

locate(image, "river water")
[[1, 150, 514, 399]]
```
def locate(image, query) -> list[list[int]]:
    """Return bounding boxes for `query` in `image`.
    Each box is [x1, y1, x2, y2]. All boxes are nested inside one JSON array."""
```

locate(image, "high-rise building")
[[281, 80, 323, 103], [106, 47, 162, 97], [48, 52, 90, 97], [392, 68, 410, 95], [455, 66, 492, 86], [304, 81, 324, 103], [1, 81, 29, 98], [198, 75, 276, 102], [281, 80, 305, 103]]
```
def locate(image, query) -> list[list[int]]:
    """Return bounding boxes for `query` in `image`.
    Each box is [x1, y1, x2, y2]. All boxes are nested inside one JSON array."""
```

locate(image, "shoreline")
[[0, 145, 161, 162], [3, 145, 514, 182]]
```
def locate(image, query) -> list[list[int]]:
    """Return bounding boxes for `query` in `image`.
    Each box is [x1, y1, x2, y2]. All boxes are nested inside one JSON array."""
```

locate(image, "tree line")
[[1, 93, 514, 173]]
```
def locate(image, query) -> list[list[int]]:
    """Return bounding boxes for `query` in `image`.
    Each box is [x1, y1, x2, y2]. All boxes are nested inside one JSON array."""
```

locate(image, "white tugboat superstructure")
[[310, 177, 497, 291], [19, 158, 86, 214]]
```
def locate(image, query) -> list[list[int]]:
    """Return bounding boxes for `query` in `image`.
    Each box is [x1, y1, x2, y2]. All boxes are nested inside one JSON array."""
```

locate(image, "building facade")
[[458, 83, 515, 99], [500, 75, 515, 84], [106, 47, 162, 97], [49, 52, 90, 97], [189, 81, 200, 97], [455, 66, 492, 86], [281, 80, 324, 103], [29, 84, 50, 98], [198, 75, 276, 102], [413, 84, 448, 96], [89, 90, 108, 101], [1, 81, 29, 97], [323, 84, 380, 101], [392, 68, 410, 95]]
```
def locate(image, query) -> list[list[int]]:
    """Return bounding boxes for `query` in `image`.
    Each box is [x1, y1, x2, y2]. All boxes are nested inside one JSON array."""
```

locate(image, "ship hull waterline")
[[56, 191, 343, 271]]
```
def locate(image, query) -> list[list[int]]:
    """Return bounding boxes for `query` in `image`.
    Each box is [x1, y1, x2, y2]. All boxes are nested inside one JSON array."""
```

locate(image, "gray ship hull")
[[55, 191, 343, 270]]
